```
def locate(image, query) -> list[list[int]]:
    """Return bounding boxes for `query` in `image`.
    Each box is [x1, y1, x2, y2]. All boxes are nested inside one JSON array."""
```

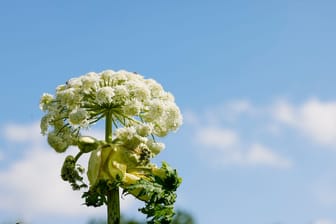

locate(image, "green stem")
[[105, 110, 113, 143], [74, 151, 83, 163], [106, 110, 120, 224]]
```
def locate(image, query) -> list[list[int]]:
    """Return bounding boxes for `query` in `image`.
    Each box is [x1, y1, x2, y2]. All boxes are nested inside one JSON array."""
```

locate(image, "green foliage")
[[61, 155, 87, 190], [82, 179, 121, 207], [82, 162, 182, 224], [123, 162, 182, 224], [87, 210, 195, 224], [88, 216, 142, 224], [171, 210, 195, 224]]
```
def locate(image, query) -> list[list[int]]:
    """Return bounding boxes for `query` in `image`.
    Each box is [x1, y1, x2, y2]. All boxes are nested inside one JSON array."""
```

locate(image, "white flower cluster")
[[40, 70, 183, 153], [115, 124, 166, 156]]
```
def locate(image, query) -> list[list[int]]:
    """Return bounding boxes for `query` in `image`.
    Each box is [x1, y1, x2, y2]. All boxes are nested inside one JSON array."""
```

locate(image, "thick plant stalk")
[[107, 190, 120, 224], [106, 111, 120, 224]]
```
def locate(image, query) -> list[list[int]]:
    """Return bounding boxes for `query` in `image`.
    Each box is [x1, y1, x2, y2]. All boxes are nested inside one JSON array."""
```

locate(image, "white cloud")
[[195, 126, 291, 168], [0, 147, 102, 217], [0, 123, 136, 221], [272, 100, 296, 124], [313, 219, 335, 224], [299, 99, 336, 145], [3, 122, 43, 144], [187, 99, 304, 168], [272, 98, 336, 146], [197, 127, 238, 149], [192, 97, 336, 159], [245, 144, 291, 168]]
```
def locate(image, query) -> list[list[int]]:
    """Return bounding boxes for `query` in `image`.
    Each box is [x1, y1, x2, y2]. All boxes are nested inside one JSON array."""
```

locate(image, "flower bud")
[[47, 132, 68, 153], [78, 136, 99, 153], [147, 140, 165, 155]]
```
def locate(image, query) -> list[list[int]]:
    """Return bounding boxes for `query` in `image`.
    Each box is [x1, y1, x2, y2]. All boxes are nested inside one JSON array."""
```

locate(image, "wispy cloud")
[[197, 127, 238, 149], [272, 98, 336, 146], [186, 98, 336, 169], [3, 122, 43, 145], [244, 143, 291, 168], [194, 125, 292, 168], [313, 219, 335, 224], [184, 97, 336, 168], [0, 123, 136, 221]]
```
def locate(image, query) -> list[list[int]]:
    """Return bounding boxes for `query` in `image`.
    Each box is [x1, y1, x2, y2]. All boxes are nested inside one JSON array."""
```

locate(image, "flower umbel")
[[40, 70, 182, 151], [40, 70, 182, 223]]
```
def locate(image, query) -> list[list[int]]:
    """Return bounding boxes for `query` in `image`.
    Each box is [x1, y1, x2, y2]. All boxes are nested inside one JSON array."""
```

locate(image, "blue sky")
[[1, 1, 336, 224]]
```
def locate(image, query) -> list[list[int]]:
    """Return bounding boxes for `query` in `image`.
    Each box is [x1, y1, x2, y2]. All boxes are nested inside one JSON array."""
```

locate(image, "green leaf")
[[61, 155, 87, 190], [122, 162, 182, 224]]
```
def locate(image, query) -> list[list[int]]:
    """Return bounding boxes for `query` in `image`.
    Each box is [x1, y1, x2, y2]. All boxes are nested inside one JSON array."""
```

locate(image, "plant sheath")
[[106, 110, 120, 224]]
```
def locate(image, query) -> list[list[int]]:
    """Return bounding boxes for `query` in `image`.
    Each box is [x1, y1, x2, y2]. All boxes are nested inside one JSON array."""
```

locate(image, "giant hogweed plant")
[[39, 70, 183, 224]]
